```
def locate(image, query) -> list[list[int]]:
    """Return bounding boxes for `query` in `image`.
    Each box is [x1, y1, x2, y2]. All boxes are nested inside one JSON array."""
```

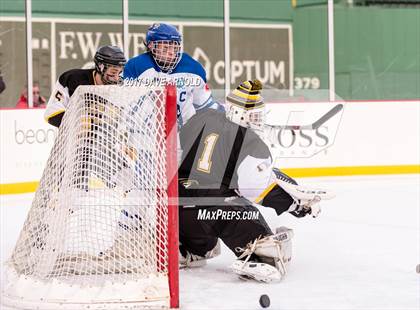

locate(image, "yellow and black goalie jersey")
[[179, 109, 271, 198]]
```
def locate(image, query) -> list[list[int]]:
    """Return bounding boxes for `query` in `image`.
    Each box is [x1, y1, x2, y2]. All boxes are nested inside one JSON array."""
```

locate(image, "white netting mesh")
[[2, 85, 175, 309]]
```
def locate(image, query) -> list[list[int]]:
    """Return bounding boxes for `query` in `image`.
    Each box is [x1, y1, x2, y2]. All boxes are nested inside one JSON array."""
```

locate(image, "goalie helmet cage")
[[1, 85, 179, 309]]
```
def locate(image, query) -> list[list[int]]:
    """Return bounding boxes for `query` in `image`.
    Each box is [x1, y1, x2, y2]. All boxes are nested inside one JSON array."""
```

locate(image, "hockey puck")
[[259, 294, 270, 308]]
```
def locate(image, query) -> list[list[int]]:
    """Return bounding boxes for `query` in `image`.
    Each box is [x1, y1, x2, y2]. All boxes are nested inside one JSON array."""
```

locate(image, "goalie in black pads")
[[178, 79, 334, 283]]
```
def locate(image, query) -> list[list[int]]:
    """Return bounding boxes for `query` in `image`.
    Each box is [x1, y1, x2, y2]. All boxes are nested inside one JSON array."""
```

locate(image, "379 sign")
[[294, 76, 320, 89]]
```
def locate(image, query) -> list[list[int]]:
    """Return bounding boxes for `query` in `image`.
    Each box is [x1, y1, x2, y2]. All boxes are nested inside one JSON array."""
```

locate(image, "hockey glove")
[[273, 168, 334, 218]]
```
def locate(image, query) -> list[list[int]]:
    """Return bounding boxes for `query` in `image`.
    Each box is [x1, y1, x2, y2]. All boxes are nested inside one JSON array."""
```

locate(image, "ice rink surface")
[[1, 175, 419, 310]]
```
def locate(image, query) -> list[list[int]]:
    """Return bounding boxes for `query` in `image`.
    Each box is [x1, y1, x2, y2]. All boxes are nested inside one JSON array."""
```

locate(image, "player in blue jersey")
[[124, 23, 222, 125]]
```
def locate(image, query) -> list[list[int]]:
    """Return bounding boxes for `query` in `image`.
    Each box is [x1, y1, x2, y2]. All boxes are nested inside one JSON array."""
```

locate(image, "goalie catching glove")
[[272, 168, 335, 218], [256, 168, 335, 218]]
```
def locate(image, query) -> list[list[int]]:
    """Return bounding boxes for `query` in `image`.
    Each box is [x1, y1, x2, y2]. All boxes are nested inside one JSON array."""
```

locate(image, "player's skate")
[[231, 260, 281, 283], [231, 227, 294, 283], [179, 239, 221, 268]]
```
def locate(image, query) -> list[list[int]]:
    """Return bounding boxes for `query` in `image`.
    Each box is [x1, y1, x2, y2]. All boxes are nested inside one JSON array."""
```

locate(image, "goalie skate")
[[231, 260, 281, 283]]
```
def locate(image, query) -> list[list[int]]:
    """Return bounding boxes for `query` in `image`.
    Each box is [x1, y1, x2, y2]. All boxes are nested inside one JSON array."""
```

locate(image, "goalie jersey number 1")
[[197, 133, 219, 173]]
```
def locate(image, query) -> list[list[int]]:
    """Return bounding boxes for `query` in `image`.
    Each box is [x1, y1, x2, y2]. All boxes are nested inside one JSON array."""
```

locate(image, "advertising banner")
[[1, 101, 418, 194]]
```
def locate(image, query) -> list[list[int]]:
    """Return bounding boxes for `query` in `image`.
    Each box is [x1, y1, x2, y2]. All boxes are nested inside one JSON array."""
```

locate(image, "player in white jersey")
[[42, 46, 127, 192], [123, 23, 223, 126], [44, 45, 126, 127]]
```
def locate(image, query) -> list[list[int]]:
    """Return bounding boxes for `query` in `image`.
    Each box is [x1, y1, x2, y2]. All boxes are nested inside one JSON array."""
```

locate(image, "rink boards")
[[1, 100, 419, 194]]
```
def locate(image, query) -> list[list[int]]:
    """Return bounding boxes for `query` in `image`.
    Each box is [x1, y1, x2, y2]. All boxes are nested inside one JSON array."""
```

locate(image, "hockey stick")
[[264, 103, 343, 131]]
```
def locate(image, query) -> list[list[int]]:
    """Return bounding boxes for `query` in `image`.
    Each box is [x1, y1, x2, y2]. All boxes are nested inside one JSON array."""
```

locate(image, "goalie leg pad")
[[180, 239, 221, 268], [254, 227, 294, 264], [230, 227, 294, 282]]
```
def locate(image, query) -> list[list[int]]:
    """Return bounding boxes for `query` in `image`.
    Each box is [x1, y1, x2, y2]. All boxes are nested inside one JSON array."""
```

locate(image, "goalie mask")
[[226, 79, 265, 131], [94, 45, 126, 85], [146, 23, 182, 73]]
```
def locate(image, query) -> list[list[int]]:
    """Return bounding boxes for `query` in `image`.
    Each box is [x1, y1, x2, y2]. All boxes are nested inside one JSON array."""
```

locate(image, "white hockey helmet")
[[225, 79, 265, 131]]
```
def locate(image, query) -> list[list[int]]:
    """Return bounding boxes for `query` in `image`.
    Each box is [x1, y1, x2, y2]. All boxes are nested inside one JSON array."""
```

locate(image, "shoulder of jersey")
[[193, 109, 235, 131], [174, 53, 207, 82], [125, 53, 156, 76], [214, 111, 264, 145], [243, 126, 271, 158], [194, 108, 224, 121], [58, 68, 94, 85]]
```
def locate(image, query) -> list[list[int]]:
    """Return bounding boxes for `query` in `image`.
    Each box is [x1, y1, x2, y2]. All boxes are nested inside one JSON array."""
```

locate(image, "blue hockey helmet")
[[145, 23, 182, 45], [145, 23, 182, 72]]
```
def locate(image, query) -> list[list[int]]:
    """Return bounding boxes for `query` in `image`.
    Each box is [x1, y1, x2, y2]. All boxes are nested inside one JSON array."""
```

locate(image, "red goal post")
[[165, 84, 179, 309]]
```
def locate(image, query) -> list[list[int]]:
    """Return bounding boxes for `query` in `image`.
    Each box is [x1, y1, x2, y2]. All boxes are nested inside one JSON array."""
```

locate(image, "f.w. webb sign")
[[0, 19, 292, 106]]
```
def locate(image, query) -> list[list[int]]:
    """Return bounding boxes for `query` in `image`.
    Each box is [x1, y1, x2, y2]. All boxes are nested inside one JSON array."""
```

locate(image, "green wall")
[[335, 6, 420, 99], [293, 5, 420, 99], [0, 0, 293, 22], [1, 1, 419, 100]]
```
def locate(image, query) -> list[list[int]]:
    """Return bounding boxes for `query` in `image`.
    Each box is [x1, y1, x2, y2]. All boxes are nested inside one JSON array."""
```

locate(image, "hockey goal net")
[[2, 85, 179, 309]]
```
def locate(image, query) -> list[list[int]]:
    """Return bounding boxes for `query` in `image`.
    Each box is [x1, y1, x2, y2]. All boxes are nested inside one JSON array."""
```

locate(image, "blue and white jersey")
[[124, 52, 221, 125]]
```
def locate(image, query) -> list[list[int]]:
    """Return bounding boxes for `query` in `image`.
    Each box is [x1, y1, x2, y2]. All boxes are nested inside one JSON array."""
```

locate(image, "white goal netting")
[[2, 85, 178, 309]]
